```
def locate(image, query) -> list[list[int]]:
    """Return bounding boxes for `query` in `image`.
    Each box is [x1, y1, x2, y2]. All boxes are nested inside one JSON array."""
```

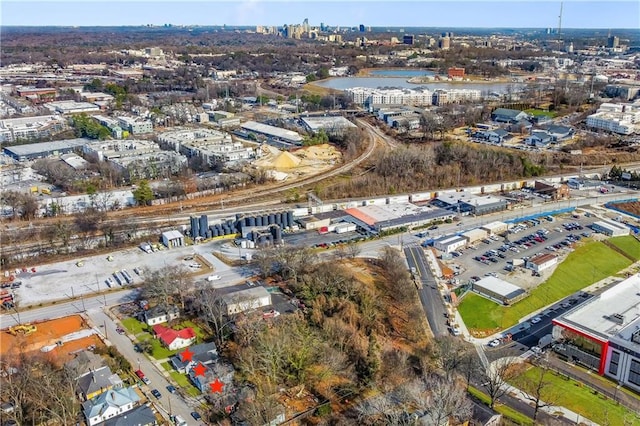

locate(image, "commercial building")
[[15, 86, 57, 101], [432, 192, 508, 216], [552, 274, 640, 392], [158, 128, 253, 164], [3, 137, 90, 161], [222, 286, 272, 315], [0, 115, 66, 143], [472, 276, 526, 305], [241, 121, 303, 145], [461, 228, 488, 245], [526, 253, 558, 273], [161, 230, 184, 248], [432, 89, 481, 105], [433, 235, 467, 253], [301, 116, 357, 136], [586, 102, 639, 135], [591, 219, 631, 237], [44, 100, 100, 114], [533, 180, 570, 200], [447, 67, 466, 79], [117, 116, 153, 135], [344, 203, 453, 233], [481, 221, 509, 235]]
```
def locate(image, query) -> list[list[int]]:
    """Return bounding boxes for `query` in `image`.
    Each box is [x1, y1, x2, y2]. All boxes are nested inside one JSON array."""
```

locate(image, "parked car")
[[530, 316, 542, 324], [151, 389, 161, 398], [488, 339, 500, 347], [191, 412, 202, 421], [166, 385, 177, 394], [116, 327, 125, 335]]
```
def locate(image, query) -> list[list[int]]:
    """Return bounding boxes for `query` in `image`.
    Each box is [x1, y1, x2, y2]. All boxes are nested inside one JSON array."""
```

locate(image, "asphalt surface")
[[404, 246, 449, 337]]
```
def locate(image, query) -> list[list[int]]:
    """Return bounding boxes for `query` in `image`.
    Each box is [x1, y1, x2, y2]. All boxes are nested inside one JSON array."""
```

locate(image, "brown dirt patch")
[[0, 315, 100, 364], [612, 201, 640, 217]]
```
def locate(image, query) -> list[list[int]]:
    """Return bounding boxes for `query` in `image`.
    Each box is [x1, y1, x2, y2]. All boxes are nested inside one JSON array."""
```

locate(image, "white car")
[[206, 275, 221, 281], [488, 339, 500, 348], [530, 316, 542, 324]]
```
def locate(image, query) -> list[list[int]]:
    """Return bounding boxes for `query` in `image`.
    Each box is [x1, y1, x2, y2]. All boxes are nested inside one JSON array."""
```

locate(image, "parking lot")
[[439, 213, 600, 289]]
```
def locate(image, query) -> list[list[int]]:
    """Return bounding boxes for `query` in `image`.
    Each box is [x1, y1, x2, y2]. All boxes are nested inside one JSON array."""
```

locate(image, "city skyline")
[[2, 0, 639, 29]]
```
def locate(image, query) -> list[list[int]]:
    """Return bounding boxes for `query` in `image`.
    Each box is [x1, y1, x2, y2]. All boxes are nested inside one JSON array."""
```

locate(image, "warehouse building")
[[161, 230, 184, 248], [433, 235, 467, 253], [344, 203, 453, 233], [472, 276, 526, 305], [241, 121, 303, 145], [222, 287, 272, 315], [3, 138, 91, 161], [301, 116, 357, 137], [481, 221, 508, 235], [526, 253, 558, 273], [552, 274, 640, 391], [461, 228, 488, 245], [432, 192, 508, 216], [591, 219, 630, 237], [44, 100, 100, 114]]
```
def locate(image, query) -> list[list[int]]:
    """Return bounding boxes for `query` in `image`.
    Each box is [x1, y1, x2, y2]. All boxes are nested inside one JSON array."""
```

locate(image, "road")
[[85, 308, 202, 426], [404, 246, 449, 337]]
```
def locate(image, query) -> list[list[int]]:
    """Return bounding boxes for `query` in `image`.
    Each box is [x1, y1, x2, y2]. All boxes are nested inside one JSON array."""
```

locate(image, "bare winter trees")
[[140, 265, 193, 308], [481, 357, 519, 409], [0, 190, 39, 220]]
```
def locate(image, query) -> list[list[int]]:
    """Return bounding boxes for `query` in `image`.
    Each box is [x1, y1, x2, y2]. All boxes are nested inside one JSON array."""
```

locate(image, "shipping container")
[[335, 223, 357, 234]]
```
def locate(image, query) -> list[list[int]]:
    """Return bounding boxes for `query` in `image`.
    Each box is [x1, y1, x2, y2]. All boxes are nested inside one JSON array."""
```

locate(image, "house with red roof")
[[152, 324, 196, 351]]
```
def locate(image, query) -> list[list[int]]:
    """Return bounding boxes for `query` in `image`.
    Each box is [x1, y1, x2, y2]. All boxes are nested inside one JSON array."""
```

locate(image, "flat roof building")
[[241, 121, 303, 145], [44, 100, 100, 115], [461, 228, 488, 244], [481, 221, 508, 235], [472, 276, 526, 305], [158, 128, 253, 164], [222, 286, 272, 315], [432, 192, 508, 216], [553, 274, 640, 391], [3, 138, 91, 161], [591, 219, 630, 237], [433, 235, 467, 253], [526, 253, 558, 273], [301, 116, 357, 136], [0, 115, 66, 143]]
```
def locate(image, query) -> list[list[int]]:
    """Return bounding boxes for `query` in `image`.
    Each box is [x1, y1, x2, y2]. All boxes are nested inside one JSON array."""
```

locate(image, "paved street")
[[404, 246, 449, 337]]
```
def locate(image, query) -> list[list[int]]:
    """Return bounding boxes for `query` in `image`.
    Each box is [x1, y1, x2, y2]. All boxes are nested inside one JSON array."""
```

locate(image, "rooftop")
[[528, 253, 558, 265], [555, 274, 640, 343], [3, 138, 91, 157], [241, 121, 303, 143], [474, 276, 526, 299]]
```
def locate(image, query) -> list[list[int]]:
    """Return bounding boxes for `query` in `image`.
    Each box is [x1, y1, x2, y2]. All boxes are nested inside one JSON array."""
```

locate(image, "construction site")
[[254, 143, 341, 180], [0, 315, 103, 365]]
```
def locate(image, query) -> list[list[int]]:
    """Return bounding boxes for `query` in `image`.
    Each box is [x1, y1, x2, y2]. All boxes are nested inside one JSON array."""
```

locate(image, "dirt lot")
[[0, 315, 103, 365], [612, 201, 640, 217]]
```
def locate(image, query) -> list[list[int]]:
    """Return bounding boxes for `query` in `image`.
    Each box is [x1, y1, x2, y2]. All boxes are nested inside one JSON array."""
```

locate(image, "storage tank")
[[199, 216, 208, 238], [206, 230, 212, 239], [287, 211, 294, 227], [190, 217, 199, 238], [259, 235, 267, 245], [268, 214, 275, 225], [248, 216, 256, 227], [262, 215, 269, 226], [281, 213, 288, 228], [212, 227, 219, 238], [256, 215, 263, 227], [248, 240, 256, 249], [241, 240, 248, 248], [273, 226, 282, 242], [276, 213, 283, 225]]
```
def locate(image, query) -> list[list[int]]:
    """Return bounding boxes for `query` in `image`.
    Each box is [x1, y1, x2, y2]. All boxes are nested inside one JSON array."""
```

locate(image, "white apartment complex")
[[0, 115, 66, 143], [117, 116, 153, 134], [346, 87, 481, 106], [586, 102, 640, 135], [158, 128, 253, 164]]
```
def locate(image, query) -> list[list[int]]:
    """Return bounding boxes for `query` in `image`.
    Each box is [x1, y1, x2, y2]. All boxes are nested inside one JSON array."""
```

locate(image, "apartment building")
[[0, 115, 66, 143], [117, 116, 153, 135], [158, 128, 253, 164]]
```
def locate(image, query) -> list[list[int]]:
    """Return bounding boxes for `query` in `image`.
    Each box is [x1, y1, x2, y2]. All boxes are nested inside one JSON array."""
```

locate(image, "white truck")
[[207, 274, 221, 281]]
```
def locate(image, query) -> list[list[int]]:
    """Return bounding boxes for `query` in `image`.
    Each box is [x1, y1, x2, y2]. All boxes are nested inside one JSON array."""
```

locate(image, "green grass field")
[[510, 365, 640, 425], [161, 362, 202, 397], [468, 385, 533, 425], [459, 241, 632, 334], [121, 317, 148, 335], [608, 235, 640, 261], [524, 109, 557, 118]]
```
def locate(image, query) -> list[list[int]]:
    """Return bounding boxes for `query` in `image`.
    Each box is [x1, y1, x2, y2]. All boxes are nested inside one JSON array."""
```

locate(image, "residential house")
[[143, 305, 180, 326], [526, 253, 558, 273], [188, 361, 234, 394], [491, 108, 529, 123], [507, 119, 533, 133], [65, 350, 106, 378], [170, 342, 218, 373], [77, 366, 124, 401], [473, 128, 510, 144], [525, 131, 553, 148], [544, 124, 574, 141], [82, 387, 140, 426], [102, 405, 157, 426], [152, 324, 196, 351], [533, 180, 570, 200]]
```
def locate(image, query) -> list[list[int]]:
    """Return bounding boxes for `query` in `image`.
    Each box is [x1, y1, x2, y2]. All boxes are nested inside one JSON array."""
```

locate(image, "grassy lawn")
[[459, 241, 632, 334], [510, 365, 640, 425], [161, 362, 202, 397], [121, 317, 148, 335], [608, 235, 640, 261], [468, 385, 533, 425], [524, 109, 557, 118]]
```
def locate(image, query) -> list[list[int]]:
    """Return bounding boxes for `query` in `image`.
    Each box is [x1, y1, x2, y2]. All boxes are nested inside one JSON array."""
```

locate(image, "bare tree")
[[433, 336, 473, 380], [481, 357, 519, 409], [412, 375, 473, 426], [194, 287, 234, 349], [345, 241, 361, 259], [141, 265, 193, 308], [519, 358, 558, 422]]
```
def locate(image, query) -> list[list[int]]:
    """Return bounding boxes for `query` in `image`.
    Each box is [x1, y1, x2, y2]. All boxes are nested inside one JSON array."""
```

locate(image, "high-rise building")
[[608, 35, 620, 48], [359, 24, 365, 32], [403, 35, 415, 45], [439, 36, 450, 50]]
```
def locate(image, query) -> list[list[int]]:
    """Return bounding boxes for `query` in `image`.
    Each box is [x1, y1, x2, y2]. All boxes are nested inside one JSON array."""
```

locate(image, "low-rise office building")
[[433, 235, 467, 253], [591, 219, 631, 237], [526, 253, 558, 273], [472, 276, 526, 305]]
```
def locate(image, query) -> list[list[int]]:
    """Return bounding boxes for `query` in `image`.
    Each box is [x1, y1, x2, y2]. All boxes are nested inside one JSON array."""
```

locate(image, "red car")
[[135, 370, 145, 380]]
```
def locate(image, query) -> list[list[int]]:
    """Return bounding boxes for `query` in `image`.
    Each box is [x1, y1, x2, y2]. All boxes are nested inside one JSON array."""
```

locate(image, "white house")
[[526, 253, 558, 273], [82, 387, 140, 426], [222, 287, 272, 315], [152, 324, 196, 351]]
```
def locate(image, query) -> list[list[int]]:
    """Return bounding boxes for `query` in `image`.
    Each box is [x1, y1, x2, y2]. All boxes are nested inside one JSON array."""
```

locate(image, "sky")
[[2, 0, 638, 29]]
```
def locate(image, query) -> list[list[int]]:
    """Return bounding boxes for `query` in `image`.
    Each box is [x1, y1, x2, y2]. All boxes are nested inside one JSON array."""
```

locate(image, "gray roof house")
[[77, 365, 124, 401], [65, 350, 106, 378], [143, 304, 180, 326], [525, 131, 553, 147], [102, 405, 157, 426], [82, 387, 140, 426], [491, 108, 529, 123], [170, 342, 218, 373], [544, 124, 574, 140]]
